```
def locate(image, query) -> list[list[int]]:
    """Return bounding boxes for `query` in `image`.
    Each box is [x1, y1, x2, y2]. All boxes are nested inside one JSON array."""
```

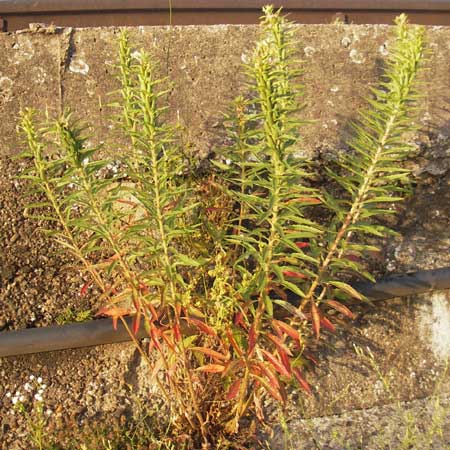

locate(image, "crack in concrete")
[[58, 28, 74, 114], [123, 345, 142, 397]]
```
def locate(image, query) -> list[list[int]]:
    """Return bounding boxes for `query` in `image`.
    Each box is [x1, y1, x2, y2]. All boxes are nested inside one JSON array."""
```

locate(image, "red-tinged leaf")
[[325, 300, 356, 319], [226, 379, 241, 401], [138, 282, 149, 294], [304, 352, 318, 365], [96, 306, 132, 332], [253, 391, 265, 421], [282, 270, 308, 280], [271, 319, 282, 338], [206, 207, 224, 213], [222, 359, 245, 377], [293, 368, 312, 395], [267, 333, 293, 357], [278, 380, 288, 403], [295, 241, 310, 249], [117, 198, 138, 207], [185, 317, 217, 337], [162, 199, 179, 212], [259, 363, 287, 403], [96, 306, 133, 318], [279, 350, 292, 376], [248, 325, 257, 356], [345, 254, 361, 263], [260, 349, 291, 378], [132, 311, 141, 334], [191, 347, 228, 362], [258, 362, 288, 403], [150, 327, 162, 352], [161, 332, 177, 352], [79, 281, 91, 298], [226, 328, 243, 357], [320, 316, 336, 333], [272, 319, 301, 344], [249, 363, 263, 378], [234, 311, 248, 329], [196, 364, 226, 374], [146, 303, 159, 322], [268, 283, 288, 301], [105, 253, 121, 262], [296, 196, 322, 204], [252, 375, 284, 403], [311, 301, 321, 340], [173, 323, 181, 342], [257, 362, 280, 390]]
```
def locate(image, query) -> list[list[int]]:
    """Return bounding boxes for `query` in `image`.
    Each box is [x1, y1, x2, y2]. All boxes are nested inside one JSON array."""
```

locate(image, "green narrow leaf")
[[328, 281, 365, 301]]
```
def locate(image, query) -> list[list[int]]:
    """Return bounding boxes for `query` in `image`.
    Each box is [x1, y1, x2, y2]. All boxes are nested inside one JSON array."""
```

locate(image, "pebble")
[[341, 36, 352, 47], [1, 264, 15, 282]]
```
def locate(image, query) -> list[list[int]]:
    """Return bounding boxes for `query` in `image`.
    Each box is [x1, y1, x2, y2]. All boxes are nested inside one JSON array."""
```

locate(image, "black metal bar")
[[0, 267, 449, 358], [1, 1, 450, 13]]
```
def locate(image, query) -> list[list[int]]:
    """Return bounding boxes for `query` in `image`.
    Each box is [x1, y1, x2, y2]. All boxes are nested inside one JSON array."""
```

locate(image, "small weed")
[[55, 307, 92, 325], [6, 375, 55, 450]]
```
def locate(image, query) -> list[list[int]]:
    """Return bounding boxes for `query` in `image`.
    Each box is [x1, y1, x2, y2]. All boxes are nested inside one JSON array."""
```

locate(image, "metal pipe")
[[353, 266, 450, 301], [0, 316, 147, 358], [0, 267, 449, 358]]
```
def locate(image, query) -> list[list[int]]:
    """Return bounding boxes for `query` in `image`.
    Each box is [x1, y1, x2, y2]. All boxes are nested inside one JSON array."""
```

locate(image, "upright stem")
[[253, 50, 284, 328], [23, 116, 106, 291], [139, 60, 207, 440], [299, 110, 400, 311]]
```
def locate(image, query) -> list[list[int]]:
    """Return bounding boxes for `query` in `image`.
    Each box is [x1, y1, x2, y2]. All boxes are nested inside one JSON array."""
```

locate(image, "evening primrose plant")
[[18, 6, 425, 446]]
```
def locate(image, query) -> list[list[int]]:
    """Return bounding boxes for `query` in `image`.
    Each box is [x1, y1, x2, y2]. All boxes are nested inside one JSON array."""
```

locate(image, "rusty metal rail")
[[1, 0, 450, 31]]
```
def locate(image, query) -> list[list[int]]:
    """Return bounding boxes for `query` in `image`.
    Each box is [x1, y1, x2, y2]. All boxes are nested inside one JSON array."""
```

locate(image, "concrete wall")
[[0, 23, 449, 448]]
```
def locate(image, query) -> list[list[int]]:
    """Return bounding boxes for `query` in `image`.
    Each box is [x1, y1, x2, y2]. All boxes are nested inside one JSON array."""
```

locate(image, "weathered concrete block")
[[0, 33, 61, 153], [1, 24, 449, 155]]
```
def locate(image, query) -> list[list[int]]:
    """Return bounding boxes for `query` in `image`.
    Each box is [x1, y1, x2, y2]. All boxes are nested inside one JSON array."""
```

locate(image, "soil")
[[0, 156, 95, 332]]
